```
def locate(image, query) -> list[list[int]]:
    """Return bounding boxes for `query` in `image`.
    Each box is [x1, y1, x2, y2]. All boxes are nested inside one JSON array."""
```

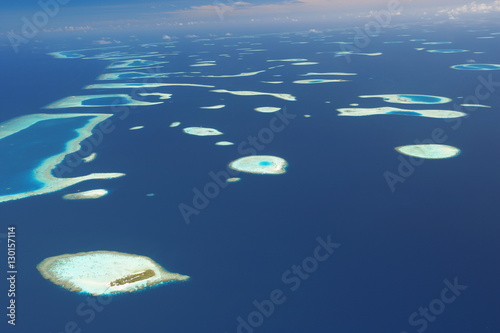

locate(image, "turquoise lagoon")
[[0, 113, 124, 203], [451, 63, 500, 70]]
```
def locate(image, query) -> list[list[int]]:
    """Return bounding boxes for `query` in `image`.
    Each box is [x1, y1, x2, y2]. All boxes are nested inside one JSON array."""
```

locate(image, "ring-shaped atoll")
[[359, 94, 451, 104], [44, 95, 162, 109], [210, 89, 296, 101], [107, 59, 167, 69], [87, 83, 214, 89], [229, 155, 288, 174], [97, 72, 169, 80], [0, 113, 125, 203], [451, 64, 500, 70], [336, 107, 466, 118]]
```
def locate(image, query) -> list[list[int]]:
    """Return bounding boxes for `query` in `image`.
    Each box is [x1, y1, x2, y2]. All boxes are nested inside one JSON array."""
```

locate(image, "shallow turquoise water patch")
[[427, 49, 468, 53], [422, 41, 452, 45], [82, 97, 131, 106], [107, 59, 166, 69], [44, 94, 163, 109], [397, 95, 443, 103], [0, 113, 124, 203], [98, 72, 170, 80], [359, 94, 451, 104], [386, 111, 422, 116], [451, 63, 500, 70]]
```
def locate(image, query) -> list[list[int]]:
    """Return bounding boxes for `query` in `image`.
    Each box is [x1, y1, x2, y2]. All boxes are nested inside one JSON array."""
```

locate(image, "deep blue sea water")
[[1, 23, 500, 333]]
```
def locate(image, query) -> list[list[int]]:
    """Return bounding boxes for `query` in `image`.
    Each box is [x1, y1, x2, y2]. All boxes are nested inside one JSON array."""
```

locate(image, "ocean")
[[1, 22, 500, 333]]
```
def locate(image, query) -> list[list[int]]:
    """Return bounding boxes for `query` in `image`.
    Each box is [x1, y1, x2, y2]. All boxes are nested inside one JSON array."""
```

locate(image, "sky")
[[1, 0, 500, 35]]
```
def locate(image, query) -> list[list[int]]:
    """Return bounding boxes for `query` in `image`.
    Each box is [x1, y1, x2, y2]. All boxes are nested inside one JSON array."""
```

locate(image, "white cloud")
[[437, 0, 500, 18], [165, 0, 369, 22]]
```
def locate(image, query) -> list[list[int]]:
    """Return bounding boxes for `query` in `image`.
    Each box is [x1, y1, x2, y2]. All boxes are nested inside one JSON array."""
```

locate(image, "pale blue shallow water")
[[81, 96, 131, 105], [397, 94, 443, 103], [387, 110, 423, 116], [451, 63, 500, 70]]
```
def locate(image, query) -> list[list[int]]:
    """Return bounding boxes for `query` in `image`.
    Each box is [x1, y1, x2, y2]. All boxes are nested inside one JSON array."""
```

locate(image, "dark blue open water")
[[1, 24, 500, 333]]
